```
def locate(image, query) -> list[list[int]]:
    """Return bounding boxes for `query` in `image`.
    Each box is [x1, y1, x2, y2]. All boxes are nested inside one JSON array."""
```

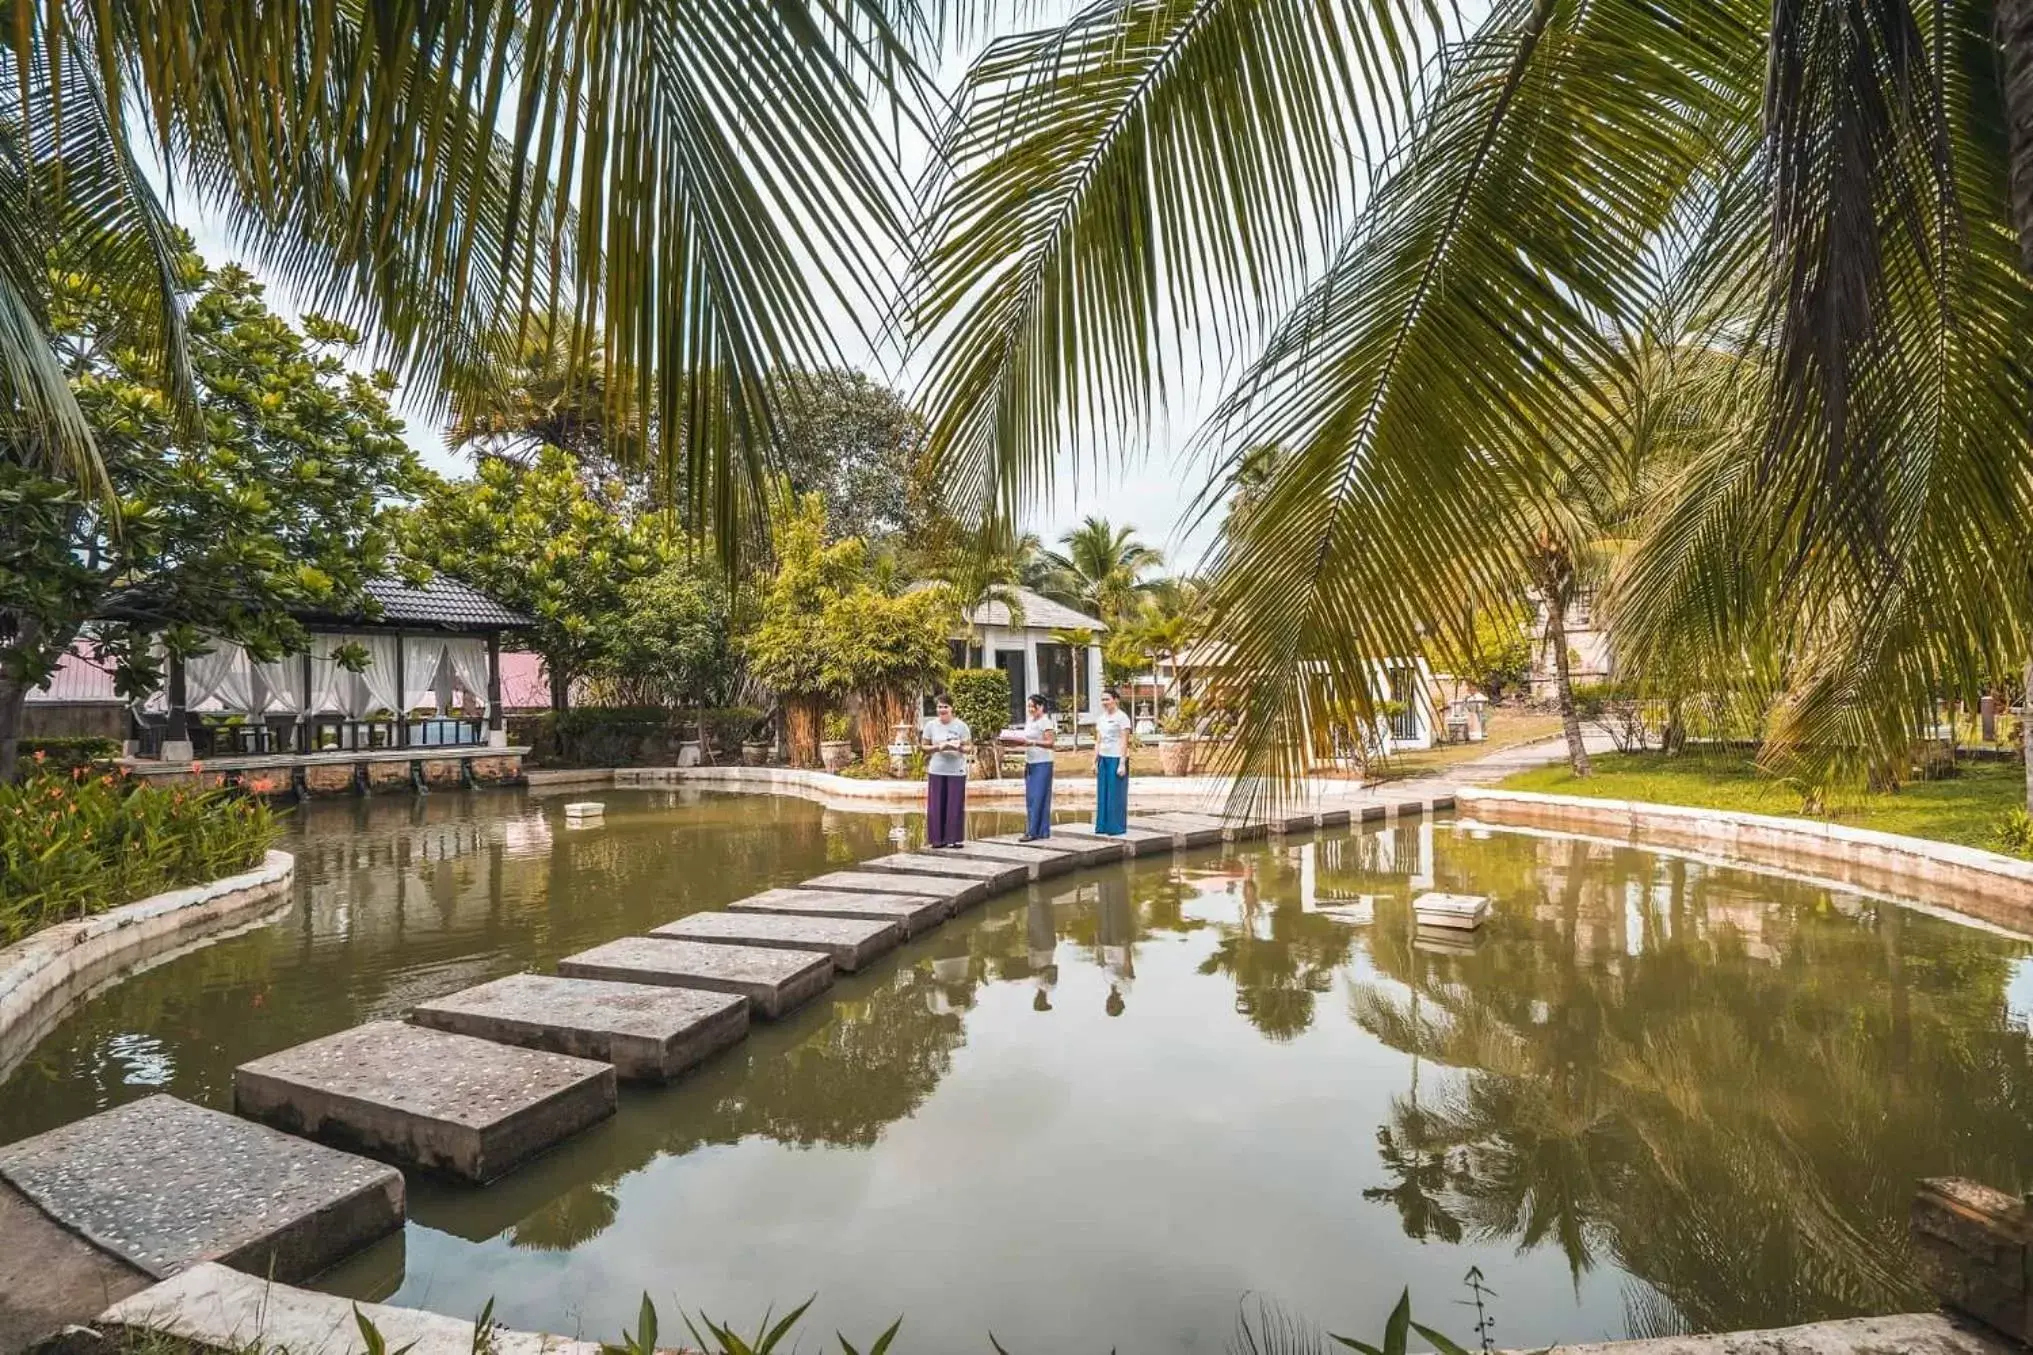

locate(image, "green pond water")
[[5, 787, 2033, 1352]]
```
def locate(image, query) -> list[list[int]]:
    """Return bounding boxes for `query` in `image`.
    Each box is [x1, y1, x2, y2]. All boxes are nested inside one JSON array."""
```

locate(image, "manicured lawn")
[[1498, 750, 2027, 850]]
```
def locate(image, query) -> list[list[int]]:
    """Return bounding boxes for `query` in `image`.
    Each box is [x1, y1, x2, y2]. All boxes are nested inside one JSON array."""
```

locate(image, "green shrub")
[[19, 736, 121, 773], [1, 764, 279, 943], [946, 668, 1011, 775], [1991, 806, 2033, 858], [702, 706, 766, 753]]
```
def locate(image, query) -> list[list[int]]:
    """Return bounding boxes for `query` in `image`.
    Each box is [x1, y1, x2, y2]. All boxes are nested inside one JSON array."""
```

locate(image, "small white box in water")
[[564, 801, 605, 820], [1412, 891, 1489, 930]]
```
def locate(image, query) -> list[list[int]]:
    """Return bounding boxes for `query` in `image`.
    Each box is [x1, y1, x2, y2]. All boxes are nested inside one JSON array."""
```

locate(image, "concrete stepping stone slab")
[[559, 936, 833, 1020], [411, 973, 747, 1083], [1144, 810, 1268, 841], [729, 887, 947, 937], [1051, 823, 1180, 856], [1394, 798, 1436, 818], [859, 851, 1030, 891], [234, 1021, 615, 1184], [1126, 815, 1225, 849], [937, 841, 1077, 879], [977, 831, 1128, 868], [650, 910, 900, 973], [98, 1262, 609, 1355], [801, 869, 989, 911], [0, 1093, 403, 1282], [1317, 807, 1354, 828]]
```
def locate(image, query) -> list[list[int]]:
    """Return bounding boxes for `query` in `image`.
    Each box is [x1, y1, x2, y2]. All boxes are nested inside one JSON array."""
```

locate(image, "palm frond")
[[909, 0, 1449, 526], [96, 0, 937, 555], [1189, 0, 1761, 800]]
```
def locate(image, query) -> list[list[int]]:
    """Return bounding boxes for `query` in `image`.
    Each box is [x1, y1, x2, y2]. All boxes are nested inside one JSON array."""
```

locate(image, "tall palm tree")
[[8, 1, 929, 547], [909, 0, 2033, 790], [1039, 516, 1162, 626]]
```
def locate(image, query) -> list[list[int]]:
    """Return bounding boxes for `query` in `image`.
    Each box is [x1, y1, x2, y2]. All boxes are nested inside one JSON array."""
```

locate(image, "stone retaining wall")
[[0, 850, 295, 1081], [1458, 788, 2033, 935]]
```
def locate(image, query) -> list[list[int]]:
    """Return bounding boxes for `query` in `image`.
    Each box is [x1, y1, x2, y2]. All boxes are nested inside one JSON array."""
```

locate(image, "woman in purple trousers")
[[921, 694, 973, 848]]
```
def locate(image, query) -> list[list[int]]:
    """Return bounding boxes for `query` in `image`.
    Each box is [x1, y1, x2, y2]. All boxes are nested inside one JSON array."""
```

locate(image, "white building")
[[925, 586, 1108, 732]]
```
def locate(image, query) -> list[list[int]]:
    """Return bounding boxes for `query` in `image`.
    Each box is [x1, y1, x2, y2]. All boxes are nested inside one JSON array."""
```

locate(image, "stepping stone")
[[859, 850, 1030, 891], [0, 1094, 403, 1282], [1144, 810, 1268, 841], [234, 1021, 615, 1184], [411, 973, 747, 1083], [1394, 798, 1435, 819], [1268, 809, 1321, 834], [651, 910, 900, 973], [559, 936, 833, 1020], [1126, 815, 1224, 849], [802, 869, 989, 912], [938, 841, 1078, 879], [729, 887, 947, 938], [1355, 803, 1389, 823], [1052, 823, 1179, 856], [976, 832, 1129, 868], [1316, 807, 1353, 828], [1412, 891, 1490, 931], [98, 1262, 610, 1355]]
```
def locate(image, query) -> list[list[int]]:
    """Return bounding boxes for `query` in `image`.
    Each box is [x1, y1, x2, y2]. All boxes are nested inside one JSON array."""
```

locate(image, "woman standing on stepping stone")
[[921, 694, 972, 848], [1093, 687, 1137, 836], [1014, 693, 1057, 841]]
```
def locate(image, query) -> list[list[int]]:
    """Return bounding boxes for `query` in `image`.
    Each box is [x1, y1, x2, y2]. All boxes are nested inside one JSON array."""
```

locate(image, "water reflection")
[[7, 794, 2031, 1351]]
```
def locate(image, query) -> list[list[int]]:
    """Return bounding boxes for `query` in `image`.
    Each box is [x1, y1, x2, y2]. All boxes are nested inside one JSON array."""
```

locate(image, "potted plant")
[[1157, 711, 1196, 776], [819, 711, 855, 771], [741, 726, 774, 765]]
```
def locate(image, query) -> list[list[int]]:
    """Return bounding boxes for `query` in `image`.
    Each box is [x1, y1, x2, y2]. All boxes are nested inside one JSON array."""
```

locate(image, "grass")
[[1498, 749, 2028, 851]]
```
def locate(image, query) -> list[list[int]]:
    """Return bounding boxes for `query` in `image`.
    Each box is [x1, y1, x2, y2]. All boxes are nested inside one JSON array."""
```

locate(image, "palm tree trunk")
[[2022, 657, 2033, 814], [1547, 602, 1591, 777]]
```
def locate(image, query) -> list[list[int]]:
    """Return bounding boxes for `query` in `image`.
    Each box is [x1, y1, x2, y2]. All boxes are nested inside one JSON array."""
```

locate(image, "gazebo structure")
[[122, 576, 533, 796]]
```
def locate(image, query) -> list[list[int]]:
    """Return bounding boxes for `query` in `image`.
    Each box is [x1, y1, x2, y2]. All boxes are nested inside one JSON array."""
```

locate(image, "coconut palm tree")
[[8, 1, 927, 543], [1039, 516, 1162, 626], [909, 0, 2033, 789]]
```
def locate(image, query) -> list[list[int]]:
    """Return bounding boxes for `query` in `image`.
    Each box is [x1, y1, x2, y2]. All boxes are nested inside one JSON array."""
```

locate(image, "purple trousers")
[[927, 773, 967, 846]]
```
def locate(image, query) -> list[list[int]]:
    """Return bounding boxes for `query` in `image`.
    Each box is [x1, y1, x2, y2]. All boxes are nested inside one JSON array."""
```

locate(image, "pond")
[[5, 787, 2033, 1353]]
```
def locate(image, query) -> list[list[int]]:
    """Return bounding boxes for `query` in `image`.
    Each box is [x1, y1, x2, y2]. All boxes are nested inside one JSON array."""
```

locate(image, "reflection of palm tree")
[[509, 1180, 620, 1251], [1362, 1115, 1464, 1245], [1198, 864, 1357, 1041], [1346, 828, 2033, 1333]]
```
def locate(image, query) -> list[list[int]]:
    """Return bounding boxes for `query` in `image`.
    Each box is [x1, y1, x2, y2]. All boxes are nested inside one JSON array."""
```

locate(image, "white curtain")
[[252, 658, 301, 713], [308, 643, 350, 716], [403, 636, 451, 713], [355, 632, 403, 716], [444, 637, 492, 719], [186, 641, 254, 711]]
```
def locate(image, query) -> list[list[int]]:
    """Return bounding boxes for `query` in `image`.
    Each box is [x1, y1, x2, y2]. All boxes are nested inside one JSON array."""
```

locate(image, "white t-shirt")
[[1095, 709, 1134, 758], [1023, 714, 1056, 764], [922, 717, 970, 777]]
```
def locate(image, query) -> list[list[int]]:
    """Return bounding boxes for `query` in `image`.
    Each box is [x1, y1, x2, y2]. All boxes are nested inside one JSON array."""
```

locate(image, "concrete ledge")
[[1458, 789, 2033, 935], [96, 1262, 615, 1355], [524, 767, 619, 790], [615, 763, 1379, 813], [0, 850, 294, 1082], [1500, 1312, 2015, 1353]]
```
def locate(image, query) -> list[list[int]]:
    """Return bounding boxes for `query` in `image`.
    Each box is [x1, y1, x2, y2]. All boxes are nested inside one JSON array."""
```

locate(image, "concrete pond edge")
[[1457, 788, 2033, 936], [0, 850, 295, 1083]]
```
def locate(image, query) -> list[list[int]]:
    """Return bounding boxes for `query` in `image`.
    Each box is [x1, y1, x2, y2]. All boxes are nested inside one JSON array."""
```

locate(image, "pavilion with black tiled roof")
[[146, 574, 532, 764]]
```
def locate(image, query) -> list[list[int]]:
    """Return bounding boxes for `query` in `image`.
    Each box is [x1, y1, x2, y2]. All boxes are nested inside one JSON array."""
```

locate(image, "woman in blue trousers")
[[1016, 694, 1057, 840], [1093, 687, 1136, 835]]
